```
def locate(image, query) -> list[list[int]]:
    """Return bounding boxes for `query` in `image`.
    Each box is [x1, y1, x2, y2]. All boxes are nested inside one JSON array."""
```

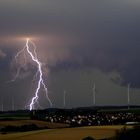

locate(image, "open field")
[[0, 120, 69, 129], [0, 125, 133, 140], [0, 108, 139, 139]]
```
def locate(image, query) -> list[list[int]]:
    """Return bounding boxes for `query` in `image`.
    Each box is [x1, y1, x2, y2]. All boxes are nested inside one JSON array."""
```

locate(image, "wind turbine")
[[92, 83, 96, 106], [127, 83, 130, 110], [12, 97, 15, 111], [1, 98, 3, 112], [63, 90, 66, 108]]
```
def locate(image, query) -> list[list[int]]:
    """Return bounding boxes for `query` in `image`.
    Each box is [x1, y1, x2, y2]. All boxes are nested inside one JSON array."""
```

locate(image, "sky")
[[0, 0, 140, 110]]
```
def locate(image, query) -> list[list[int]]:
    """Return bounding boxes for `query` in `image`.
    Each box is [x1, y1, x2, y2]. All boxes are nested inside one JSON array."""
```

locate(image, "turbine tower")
[[63, 90, 66, 108], [12, 98, 15, 111], [1, 102, 3, 112], [92, 83, 96, 106], [127, 83, 130, 110], [1, 98, 3, 112]]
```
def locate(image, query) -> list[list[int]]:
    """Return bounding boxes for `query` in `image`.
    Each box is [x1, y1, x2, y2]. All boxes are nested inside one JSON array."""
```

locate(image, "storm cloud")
[[1, 0, 140, 109], [0, 50, 6, 59]]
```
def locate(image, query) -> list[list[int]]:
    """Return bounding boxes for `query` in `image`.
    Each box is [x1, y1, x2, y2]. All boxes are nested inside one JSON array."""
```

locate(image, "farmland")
[[0, 125, 130, 140], [0, 119, 69, 129], [0, 107, 139, 139]]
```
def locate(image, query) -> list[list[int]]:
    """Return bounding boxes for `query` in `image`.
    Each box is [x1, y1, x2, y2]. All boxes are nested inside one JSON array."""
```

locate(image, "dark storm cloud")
[[1, 0, 140, 109], [1, 0, 140, 87]]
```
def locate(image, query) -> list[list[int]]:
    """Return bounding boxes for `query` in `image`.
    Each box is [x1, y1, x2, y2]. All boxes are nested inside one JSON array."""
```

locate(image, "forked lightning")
[[13, 38, 52, 110]]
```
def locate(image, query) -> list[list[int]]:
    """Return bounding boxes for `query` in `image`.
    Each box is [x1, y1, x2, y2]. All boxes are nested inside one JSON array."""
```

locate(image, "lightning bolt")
[[12, 38, 52, 110], [15, 52, 26, 81], [25, 38, 52, 110], [6, 46, 26, 83]]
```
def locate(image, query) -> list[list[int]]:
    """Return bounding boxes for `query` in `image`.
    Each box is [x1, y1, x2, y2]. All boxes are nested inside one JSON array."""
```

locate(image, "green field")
[[0, 125, 133, 140]]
